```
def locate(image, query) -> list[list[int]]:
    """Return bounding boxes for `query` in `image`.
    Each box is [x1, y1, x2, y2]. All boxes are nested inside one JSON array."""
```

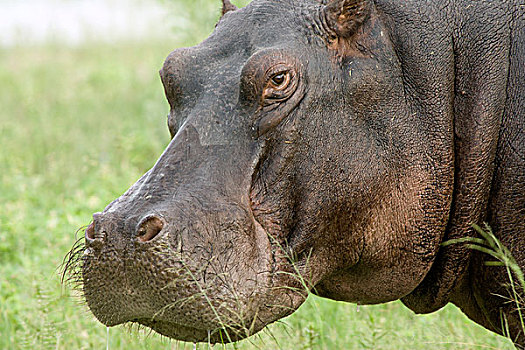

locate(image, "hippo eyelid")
[[240, 50, 298, 91]]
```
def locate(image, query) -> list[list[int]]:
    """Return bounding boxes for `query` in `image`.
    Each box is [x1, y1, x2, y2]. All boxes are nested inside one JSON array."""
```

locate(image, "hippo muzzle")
[[83, 209, 272, 342]]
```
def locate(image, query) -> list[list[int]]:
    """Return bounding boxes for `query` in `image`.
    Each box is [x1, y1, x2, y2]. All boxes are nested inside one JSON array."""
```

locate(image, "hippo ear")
[[221, 0, 238, 16], [322, 0, 370, 38]]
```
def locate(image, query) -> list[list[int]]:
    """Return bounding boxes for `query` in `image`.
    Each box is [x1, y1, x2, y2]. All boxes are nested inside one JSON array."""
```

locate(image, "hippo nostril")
[[85, 212, 106, 246], [85, 222, 95, 241], [136, 215, 164, 242]]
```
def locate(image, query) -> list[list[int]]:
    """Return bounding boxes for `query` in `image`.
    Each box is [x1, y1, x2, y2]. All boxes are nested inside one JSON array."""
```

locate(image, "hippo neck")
[[399, 0, 514, 313]]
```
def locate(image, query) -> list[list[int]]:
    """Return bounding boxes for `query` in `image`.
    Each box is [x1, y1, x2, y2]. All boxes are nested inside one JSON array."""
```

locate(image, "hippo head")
[[67, 0, 454, 343]]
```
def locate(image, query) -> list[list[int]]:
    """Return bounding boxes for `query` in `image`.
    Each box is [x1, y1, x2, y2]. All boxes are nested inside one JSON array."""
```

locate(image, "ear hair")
[[221, 0, 238, 17], [322, 0, 370, 38]]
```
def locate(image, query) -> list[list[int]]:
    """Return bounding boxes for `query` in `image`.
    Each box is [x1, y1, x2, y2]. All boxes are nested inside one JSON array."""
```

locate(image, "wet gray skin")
[[68, 0, 525, 346]]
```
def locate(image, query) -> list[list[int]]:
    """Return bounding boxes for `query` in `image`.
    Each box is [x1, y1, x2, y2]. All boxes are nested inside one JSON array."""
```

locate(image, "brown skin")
[[64, 0, 524, 346]]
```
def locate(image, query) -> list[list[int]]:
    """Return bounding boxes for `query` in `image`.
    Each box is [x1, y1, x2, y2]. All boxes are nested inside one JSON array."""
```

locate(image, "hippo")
[[64, 0, 525, 347]]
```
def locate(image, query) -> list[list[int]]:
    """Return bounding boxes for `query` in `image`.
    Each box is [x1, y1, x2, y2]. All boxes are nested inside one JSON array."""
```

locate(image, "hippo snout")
[[79, 198, 298, 343]]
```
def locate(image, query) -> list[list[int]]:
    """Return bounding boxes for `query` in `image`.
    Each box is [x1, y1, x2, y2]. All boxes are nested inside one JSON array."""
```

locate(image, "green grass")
[[0, 1, 517, 349]]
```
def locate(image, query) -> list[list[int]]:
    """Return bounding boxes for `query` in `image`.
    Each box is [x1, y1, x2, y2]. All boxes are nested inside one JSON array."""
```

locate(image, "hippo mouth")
[[137, 319, 225, 343], [137, 317, 257, 343]]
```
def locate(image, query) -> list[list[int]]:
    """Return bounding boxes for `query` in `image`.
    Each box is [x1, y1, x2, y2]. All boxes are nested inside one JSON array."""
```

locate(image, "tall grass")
[[443, 224, 525, 344], [0, 1, 518, 349]]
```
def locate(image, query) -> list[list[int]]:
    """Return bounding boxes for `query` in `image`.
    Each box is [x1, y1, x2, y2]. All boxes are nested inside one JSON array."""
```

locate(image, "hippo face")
[[71, 0, 455, 343]]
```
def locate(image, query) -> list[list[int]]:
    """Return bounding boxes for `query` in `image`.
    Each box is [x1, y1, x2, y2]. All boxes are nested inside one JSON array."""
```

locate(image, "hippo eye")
[[262, 68, 296, 104], [270, 72, 288, 88]]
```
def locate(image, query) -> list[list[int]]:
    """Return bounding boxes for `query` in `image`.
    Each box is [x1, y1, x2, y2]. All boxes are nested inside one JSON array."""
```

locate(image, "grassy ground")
[[0, 1, 517, 349]]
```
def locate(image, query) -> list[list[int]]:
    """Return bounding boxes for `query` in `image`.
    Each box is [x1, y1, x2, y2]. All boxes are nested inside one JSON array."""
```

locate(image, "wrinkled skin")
[[68, 0, 525, 346]]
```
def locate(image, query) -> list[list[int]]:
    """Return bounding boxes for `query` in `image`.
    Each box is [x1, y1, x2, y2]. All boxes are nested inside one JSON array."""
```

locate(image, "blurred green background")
[[0, 0, 515, 348]]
